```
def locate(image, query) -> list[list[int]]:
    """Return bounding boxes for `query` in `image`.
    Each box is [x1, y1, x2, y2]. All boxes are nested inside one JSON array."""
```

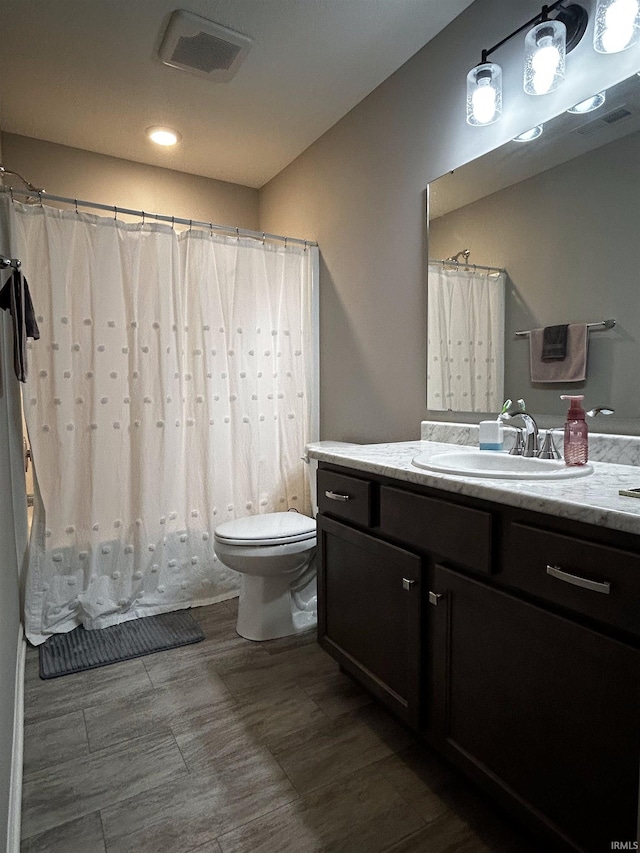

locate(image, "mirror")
[[427, 71, 640, 421]]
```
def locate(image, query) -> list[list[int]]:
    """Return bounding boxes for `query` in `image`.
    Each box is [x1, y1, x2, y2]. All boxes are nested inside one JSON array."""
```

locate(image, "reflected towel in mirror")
[[530, 323, 588, 383]]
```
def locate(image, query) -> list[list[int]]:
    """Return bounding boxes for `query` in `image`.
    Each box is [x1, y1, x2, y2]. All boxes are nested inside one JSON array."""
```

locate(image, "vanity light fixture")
[[567, 91, 607, 112], [593, 0, 640, 52], [466, 63, 503, 125], [523, 20, 566, 94], [513, 124, 544, 141], [467, 2, 592, 126], [146, 126, 182, 147]]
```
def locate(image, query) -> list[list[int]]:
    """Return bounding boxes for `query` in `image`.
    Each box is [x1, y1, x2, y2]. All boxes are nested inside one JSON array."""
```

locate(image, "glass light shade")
[[567, 92, 606, 113], [146, 126, 182, 146], [466, 63, 502, 126], [513, 125, 544, 142], [593, 0, 640, 52], [523, 20, 566, 95]]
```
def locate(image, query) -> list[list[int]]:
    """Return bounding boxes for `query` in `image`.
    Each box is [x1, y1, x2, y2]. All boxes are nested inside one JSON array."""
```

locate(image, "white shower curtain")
[[3, 197, 316, 644], [427, 264, 505, 412]]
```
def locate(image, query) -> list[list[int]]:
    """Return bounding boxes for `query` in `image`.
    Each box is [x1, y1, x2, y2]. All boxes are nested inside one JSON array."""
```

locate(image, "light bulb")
[[523, 21, 566, 96], [472, 78, 497, 124], [466, 63, 502, 126], [594, 0, 640, 52], [531, 38, 561, 94]]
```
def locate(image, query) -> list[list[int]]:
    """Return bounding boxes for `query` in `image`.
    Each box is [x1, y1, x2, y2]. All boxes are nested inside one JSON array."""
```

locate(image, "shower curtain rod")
[[0, 184, 317, 249], [429, 258, 505, 274]]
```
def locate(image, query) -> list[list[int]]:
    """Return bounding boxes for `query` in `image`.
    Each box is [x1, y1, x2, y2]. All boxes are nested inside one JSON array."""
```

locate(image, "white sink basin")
[[412, 450, 594, 480]]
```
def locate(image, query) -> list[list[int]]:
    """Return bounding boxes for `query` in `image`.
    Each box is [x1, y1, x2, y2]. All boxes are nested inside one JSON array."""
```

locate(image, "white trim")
[[6, 624, 25, 853], [310, 245, 320, 443]]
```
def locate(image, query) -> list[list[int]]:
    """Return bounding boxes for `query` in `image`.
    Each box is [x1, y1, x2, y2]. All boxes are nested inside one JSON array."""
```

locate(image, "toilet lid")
[[214, 512, 316, 546]]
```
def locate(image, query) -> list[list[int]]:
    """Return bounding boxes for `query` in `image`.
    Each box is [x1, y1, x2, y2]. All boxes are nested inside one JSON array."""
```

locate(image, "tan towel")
[[529, 323, 588, 383]]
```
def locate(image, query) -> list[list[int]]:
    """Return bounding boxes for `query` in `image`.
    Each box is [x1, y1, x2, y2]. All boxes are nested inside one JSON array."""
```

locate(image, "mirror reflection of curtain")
[[4, 196, 315, 644], [427, 264, 505, 412]]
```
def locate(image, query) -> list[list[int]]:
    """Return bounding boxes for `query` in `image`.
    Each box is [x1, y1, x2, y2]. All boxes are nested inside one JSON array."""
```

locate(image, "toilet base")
[[236, 559, 317, 641]]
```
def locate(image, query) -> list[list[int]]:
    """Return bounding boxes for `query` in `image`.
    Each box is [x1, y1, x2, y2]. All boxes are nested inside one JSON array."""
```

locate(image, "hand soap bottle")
[[560, 395, 588, 466]]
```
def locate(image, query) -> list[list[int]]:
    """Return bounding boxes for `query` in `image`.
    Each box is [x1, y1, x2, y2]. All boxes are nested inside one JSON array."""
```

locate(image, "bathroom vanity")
[[310, 437, 640, 853]]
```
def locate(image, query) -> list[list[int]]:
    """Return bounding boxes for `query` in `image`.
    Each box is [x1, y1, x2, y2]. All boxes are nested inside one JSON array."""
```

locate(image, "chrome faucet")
[[499, 400, 539, 457]]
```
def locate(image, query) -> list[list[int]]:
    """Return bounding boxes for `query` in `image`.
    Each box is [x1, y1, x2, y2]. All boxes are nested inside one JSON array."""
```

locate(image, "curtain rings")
[[209, 222, 213, 237], [74, 198, 79, 215], [38, 191, 44, 208], [141, 210, 146, 225], [284, 236, 288, 250], [9, 187, 14, 203], [171, 216, 175, 231], [304, 240, 308, 252], [236, 227, 240, 242], [189, 219, 193, 232], [262, 232, 266, 245], [113, 205, 118, 221]]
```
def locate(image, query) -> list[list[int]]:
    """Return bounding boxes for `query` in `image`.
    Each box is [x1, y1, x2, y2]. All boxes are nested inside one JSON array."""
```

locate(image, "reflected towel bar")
[[515, 319, 615, 337]]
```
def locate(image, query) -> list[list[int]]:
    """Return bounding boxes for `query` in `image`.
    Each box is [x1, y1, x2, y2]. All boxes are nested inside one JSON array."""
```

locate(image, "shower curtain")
[[3, 197, 317, 644], [427, 263, 505, 412]]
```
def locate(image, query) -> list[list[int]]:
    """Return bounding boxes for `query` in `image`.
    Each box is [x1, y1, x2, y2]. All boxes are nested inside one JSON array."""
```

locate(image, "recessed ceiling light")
[[146, 126, 182, 146], [513, 124, 544, 142], [567, 92, 606, 113]]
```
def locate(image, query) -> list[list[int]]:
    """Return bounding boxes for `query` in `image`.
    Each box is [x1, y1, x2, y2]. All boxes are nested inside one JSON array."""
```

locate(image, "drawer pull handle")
[[325, 490, 350, 502], [428, 591, 442, 606], [402, 578, 416, 591], [546, 565, 611, 595]]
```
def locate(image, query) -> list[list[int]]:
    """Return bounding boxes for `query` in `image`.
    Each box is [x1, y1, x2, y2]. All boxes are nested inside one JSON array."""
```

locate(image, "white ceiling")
[[0, 0, 474, 189]]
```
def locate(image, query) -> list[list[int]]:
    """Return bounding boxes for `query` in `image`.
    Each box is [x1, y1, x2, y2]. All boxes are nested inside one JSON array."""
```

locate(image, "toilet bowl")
[[214, 511, 317, 641]]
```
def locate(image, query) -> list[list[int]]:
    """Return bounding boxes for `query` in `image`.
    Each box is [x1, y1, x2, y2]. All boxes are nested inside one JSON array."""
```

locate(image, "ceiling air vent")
[[575, 106, 632, 136], [158, 10, 252, 81]]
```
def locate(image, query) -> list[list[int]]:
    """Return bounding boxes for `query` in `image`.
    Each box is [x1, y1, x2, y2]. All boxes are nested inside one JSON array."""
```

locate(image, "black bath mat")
[[38, 610, 205, 679]]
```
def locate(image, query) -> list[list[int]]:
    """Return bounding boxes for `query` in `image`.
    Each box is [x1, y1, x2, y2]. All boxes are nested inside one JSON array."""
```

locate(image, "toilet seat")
[[214, 512, 316, 547]]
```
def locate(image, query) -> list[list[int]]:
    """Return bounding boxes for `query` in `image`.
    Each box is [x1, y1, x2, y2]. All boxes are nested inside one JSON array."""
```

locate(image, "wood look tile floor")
[[21, 600, 542, 853]]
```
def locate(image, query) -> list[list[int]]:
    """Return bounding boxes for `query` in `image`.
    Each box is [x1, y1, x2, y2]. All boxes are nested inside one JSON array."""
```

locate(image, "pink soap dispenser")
[[560, 395, 588, 466]]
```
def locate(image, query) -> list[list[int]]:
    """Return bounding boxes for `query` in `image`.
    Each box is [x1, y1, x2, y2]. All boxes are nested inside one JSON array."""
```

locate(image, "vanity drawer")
[[379, 486, 492, 573], [317, 468, 373, 527], [502, 522, 640, 638]]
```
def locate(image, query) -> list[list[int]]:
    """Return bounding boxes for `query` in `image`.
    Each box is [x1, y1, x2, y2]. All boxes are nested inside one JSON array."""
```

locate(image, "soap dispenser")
[[560, 395, 588, 466]]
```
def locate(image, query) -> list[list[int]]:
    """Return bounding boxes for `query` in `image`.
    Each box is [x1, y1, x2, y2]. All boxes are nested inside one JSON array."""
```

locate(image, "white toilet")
[[213, 460, 318, 641]]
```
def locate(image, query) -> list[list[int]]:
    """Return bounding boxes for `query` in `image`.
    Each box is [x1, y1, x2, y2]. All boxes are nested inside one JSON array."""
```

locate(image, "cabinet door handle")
[[546, 564, 611, 595], [402, 578, 416, 591], [428, 591, 442, 606], [325, 490, 350, 502]]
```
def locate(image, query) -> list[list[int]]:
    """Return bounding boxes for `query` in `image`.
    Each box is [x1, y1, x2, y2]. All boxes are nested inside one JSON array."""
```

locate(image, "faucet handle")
[[509, 428, 525, 455], [537, 429, 561, 460]]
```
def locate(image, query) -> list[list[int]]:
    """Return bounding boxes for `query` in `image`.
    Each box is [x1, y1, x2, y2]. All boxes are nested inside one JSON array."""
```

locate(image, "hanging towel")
[[541, 324, 568, 360], [0, 268, 40, 382], [530, 323, 588, 383]]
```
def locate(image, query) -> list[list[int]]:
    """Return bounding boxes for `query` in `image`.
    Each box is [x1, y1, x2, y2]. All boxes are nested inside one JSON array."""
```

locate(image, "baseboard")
[[6, 625, 25, 853]]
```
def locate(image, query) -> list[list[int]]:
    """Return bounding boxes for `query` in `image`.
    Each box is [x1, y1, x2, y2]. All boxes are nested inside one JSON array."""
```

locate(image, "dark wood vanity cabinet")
[[432, 564, 640, 852], [316, 460, 640, 853]]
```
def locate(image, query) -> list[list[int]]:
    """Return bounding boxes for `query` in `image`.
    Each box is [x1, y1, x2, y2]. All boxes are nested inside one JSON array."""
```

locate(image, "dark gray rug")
[[38, 610, 205, 679]]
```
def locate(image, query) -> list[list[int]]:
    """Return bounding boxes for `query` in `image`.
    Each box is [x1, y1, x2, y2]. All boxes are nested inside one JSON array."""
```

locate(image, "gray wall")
[[429, 131, 640, 420], [2, 134, 260, 232], [259, 0, 640, 442]]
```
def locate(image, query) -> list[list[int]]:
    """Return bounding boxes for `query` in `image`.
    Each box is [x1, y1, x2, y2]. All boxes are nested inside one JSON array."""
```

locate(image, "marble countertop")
[[307, 439, 640, 537]]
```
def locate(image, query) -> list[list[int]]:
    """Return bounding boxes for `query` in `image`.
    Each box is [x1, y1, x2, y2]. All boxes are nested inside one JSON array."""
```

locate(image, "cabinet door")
[[431, 565, 640, 853], [317, 513, 422, 727]]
